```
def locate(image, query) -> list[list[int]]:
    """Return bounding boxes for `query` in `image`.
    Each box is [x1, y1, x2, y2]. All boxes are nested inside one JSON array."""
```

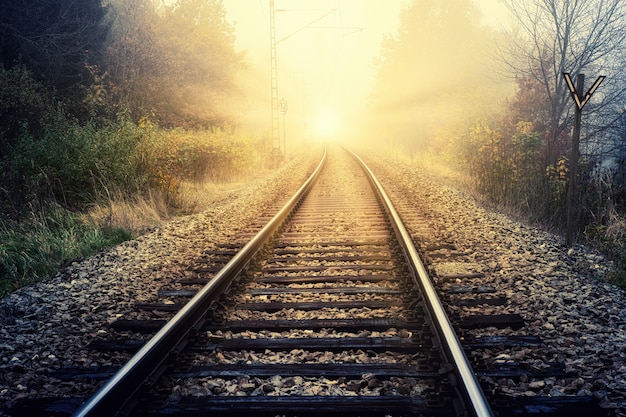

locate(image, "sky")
[[222, 0, 510, 145]]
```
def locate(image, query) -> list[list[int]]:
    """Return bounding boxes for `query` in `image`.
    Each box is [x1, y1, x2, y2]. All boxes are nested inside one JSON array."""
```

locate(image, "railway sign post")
[[562, 72, 605, 246]]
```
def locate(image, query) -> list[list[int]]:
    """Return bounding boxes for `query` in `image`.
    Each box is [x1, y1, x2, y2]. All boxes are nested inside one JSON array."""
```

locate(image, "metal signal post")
[[562, 72, 605, 246], [270, 0, 281, 162]]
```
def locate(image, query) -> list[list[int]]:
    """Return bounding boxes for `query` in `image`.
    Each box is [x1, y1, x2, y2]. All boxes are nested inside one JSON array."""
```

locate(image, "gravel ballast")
[[0, 150, 321, 412], [1, 146, 625, 415], [364, 153, 626, 415]]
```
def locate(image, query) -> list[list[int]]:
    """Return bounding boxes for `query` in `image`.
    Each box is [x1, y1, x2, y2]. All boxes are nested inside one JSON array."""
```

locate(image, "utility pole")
[[563, 72, 605, 246], [269, 0, 281, 164], [267, 1, 358, 165]]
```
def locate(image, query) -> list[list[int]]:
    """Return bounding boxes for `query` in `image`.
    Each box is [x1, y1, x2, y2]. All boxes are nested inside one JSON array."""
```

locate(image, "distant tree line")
[[0, 0, 250, 217], [0, 0, 242, 136], [368, 0, 626, 282], [102, 0, 244, 127]]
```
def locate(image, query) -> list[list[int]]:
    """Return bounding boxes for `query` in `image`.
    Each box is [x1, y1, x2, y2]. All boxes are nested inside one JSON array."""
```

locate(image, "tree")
[[501, 0, 626, 164], [104, 0, 244, 127], [0, 0, 110, 102], [157, 0, 244, 126], [366, 0, 503, 155], [0, 65, 48, 150], [103, 0, 163, 117], [498, 0, 626, 241]]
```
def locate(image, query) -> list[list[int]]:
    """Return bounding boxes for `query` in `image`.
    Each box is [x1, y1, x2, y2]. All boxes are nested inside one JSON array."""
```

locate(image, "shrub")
[[0, 101, 265, 294], [171, 127, 260, 183], [1, 110, 180, 214], [0, 65, 47, 143]]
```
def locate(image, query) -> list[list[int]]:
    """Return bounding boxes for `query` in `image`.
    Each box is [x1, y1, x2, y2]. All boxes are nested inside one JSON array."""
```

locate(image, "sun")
[[312, 108, 341, 138]]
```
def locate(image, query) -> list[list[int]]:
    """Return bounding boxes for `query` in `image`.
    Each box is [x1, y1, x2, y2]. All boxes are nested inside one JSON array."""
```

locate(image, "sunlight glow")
[[312, 108, 341, 138], [222, 1, 513, 149]]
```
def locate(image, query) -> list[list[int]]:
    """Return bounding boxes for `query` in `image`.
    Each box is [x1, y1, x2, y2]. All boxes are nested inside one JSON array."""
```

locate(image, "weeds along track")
[[9, 146, 608, 417]]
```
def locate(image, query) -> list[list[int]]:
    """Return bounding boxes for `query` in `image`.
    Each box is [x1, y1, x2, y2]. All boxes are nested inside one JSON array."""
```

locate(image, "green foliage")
[[0, 0, 260, 297], [2, 107, 141, 212], [0, 0, 110, 108], [466, 118, 509, 202], [0, 107, 262, 295], [1, 106, 261, 215], [6, 107, 96, 207], [0, 205, 132, 296], [463, 118, 570, 225], [0, 65, 48, 143], [170, 127, 260, 182]]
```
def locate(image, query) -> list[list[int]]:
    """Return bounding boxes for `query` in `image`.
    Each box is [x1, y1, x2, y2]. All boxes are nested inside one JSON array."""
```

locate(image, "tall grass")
[[1, 108, 264, 214], [86, 191, 171, 235], [583, 171, 626, 287], [0, 205, 132, 296]]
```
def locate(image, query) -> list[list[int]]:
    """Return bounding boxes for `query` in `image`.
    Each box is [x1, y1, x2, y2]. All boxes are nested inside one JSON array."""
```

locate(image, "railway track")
[[8, 146, 609, 417]]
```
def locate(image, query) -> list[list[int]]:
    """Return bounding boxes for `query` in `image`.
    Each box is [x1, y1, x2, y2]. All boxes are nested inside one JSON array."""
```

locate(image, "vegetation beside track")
[[364, 1, 626, 288], [0, 86, 266, 296]]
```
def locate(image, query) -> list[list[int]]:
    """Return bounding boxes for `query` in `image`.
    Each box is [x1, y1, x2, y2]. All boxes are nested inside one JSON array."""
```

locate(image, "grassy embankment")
[[0, 111, 266, 296], [384, 146, 626, 289]]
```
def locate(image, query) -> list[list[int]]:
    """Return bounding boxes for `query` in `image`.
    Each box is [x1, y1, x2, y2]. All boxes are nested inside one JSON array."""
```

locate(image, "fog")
[[224, 0, 513, 155]]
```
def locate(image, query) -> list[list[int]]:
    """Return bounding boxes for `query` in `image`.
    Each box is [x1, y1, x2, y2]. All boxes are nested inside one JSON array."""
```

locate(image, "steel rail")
[[72, 147, 327, 417], [348, 149, 494, 417]]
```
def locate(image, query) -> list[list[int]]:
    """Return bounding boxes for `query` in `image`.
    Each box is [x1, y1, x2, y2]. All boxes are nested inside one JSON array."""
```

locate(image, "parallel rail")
[[8, 146, 611, 417], [350, 150, 493, 417], [72, 149, 327, 417], [71, 145, 492, 417]]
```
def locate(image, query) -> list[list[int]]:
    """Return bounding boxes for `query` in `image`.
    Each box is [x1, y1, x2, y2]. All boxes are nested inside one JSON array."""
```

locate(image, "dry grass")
[[413, 154, 475, 192], [176, 180, 241, 214], [84, 191, 171, 236], [594, 208, 626, 287], [84, 177, 259, 235], [605, 210, 626, 243]]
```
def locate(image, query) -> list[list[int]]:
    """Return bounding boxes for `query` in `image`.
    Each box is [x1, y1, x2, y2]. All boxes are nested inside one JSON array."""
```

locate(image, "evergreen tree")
[[0, 0, 110, 98]]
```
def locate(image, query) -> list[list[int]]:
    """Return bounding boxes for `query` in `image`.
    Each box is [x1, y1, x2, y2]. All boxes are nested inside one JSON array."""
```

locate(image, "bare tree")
[[502, 0, 626, 162]]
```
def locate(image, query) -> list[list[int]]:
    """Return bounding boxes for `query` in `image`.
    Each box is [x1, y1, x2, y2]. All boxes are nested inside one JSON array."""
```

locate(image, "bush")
[[0, 65, 47, 143], [1, 106, 264, 216], [4, 106, 99, 208], [0, 99, 264, 294], [170, 127, 260, 182]]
